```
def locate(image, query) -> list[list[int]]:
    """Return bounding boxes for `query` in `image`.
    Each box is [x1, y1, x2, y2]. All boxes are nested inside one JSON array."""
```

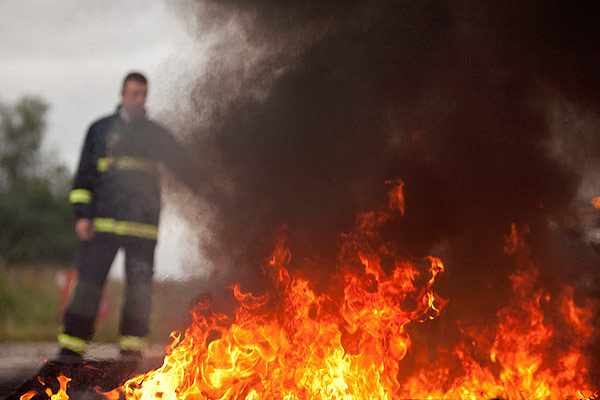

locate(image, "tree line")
[[0, 96, 77, 266]]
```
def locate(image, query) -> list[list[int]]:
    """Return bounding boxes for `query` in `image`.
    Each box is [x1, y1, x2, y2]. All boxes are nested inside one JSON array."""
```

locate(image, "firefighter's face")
[[121, 80, 147, 116]]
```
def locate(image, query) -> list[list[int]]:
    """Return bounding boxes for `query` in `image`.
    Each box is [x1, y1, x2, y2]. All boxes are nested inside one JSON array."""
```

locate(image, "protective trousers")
[[59, 235, 155, 355]]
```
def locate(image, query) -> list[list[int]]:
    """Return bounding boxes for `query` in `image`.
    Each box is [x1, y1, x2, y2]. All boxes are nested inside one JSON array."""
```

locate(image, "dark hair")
[[122, 72, 148, 91]]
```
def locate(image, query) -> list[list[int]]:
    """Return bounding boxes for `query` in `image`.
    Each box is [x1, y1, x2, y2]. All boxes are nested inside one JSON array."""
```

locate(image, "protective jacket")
[[69, 107, 195, 241]]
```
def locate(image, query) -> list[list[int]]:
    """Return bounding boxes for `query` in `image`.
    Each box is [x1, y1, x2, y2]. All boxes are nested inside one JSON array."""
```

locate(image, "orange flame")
[[115, 252, 444, 398], [19, 390, 38, 400], [398, 225, 597, 399], [108, 180, 445, 400], [23, 374, 71, 400], [30, 181, 598, 399], [385, 179, 405, 216]]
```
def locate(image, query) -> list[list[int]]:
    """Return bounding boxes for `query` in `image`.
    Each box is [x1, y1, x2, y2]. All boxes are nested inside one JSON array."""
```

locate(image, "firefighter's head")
[[121, 72, 148, 117]]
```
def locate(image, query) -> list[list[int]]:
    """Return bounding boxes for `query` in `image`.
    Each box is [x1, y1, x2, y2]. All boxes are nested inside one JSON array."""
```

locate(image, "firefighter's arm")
[[158, 128, 228, 206], [69, 124, 98, 240], [159, 130, 203, 193]]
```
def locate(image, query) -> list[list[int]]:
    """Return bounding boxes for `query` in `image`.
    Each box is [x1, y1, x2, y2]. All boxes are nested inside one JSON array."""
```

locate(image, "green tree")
[[0, 96, 76, 266], [0, 97, 47, 188]]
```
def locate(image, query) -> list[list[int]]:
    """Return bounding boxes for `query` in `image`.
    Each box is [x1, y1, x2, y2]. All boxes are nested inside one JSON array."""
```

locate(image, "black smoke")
[[171, 0, 600, 323]]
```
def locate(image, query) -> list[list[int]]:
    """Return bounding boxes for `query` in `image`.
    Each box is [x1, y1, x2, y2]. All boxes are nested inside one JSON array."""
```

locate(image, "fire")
[[398, 224, 598, 399], [111, 182, 444, 400], [98, 180, 446, 400], [20, 374, 70, 400], [30, 182, 599, 399]]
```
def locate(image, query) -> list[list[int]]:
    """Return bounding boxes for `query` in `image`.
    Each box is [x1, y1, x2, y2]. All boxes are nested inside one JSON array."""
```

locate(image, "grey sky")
[[0, 0, 210, 280]]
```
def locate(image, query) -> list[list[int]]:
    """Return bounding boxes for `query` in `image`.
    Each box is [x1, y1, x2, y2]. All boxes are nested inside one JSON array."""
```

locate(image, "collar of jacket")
[[115, 104, 147, 123]]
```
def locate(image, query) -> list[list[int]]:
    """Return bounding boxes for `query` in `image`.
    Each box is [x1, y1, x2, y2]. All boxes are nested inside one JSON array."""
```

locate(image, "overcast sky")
[[0, 0, 210, 280]]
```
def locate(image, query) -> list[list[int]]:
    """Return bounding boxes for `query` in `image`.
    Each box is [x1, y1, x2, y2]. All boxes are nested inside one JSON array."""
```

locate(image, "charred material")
[[4, 358, 161, 400]]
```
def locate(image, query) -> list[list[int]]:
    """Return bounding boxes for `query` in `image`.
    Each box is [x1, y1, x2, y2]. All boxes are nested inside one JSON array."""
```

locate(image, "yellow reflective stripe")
[[120, 335, 148, 351], [116, 156, 156, 172], [69, 189, 93, 204], [93, 217, 116, 233], [114, 221, 158, 239], [97, 157, 109, 172], [93, 218, 158, 240], [58, 333, 87, 354], [97, 156, 155, 173]]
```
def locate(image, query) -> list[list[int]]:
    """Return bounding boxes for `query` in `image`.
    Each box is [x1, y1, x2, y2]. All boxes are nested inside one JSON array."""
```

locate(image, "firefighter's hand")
[[76, 218, 95, 241]]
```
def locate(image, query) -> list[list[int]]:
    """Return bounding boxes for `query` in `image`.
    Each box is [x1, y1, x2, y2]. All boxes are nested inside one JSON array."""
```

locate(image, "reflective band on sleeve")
[[69, 189, 92, 205], [97, 157, 109, 172], [120, 335, 148, 351], [58, 333, 87, 355], [93, 218, 158, 240], [97, 156, 155, 173], [116, 157, 156, 172]]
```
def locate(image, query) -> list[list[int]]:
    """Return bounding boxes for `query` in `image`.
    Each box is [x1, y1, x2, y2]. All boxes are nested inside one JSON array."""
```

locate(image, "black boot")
[[119, 349, 143, 360]]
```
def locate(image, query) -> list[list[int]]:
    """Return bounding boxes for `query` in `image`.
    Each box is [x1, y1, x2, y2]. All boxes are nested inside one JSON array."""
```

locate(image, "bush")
[[0, 96, 77, 266]]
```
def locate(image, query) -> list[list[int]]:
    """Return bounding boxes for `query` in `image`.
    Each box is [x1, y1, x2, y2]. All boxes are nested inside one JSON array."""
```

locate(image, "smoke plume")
[[168, 0, 600, 322]]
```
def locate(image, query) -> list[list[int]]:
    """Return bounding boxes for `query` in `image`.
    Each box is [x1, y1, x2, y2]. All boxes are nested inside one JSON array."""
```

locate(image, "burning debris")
[[14, 183, 599, 399], [8, 359, 143, 400]]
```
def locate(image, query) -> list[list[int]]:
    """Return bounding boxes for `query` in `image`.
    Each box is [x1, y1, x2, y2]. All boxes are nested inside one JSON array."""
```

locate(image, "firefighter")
[[59, 72, 197, 360]]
